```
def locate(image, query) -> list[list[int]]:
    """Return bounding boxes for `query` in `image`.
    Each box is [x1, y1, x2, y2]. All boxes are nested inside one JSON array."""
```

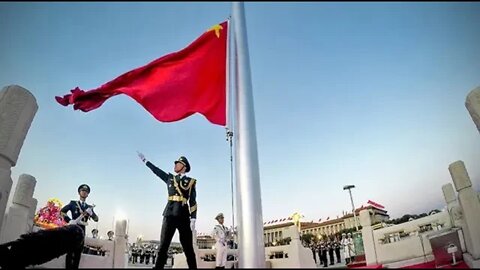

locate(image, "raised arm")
[[137, 151, 169, 183], [145, 162, 169, 183]]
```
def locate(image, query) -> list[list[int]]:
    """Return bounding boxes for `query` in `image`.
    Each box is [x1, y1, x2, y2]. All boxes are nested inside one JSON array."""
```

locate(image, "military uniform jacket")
[[212, 224, 229, 246], [60, 200, 99, 230], [146, 161, 197, 219]]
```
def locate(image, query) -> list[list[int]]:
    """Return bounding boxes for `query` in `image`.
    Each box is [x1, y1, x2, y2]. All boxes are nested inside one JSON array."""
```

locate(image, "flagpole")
[[232, 2, 266, 268], [225, 17, 232, 131], [225, 18, 237, 253]]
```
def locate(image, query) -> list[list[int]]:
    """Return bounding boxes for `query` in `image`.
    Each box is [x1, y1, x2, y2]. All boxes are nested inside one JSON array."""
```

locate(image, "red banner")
[[367, 200, 385, 209]]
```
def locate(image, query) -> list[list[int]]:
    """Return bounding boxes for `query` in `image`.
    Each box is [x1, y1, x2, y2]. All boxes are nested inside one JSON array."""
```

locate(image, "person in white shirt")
[[212, 213, 230, 269]]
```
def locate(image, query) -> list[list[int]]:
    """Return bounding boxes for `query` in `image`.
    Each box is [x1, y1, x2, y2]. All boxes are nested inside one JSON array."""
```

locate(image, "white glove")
[[190, 219, 196, 232], [85, 208, 93, 216], [137, 151, 146, 163]]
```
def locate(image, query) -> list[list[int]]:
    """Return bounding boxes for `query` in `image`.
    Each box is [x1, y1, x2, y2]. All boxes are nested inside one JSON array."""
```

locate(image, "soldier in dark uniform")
[[140, 248, 145, 264], [328, 239, 335, 265], [334, 238, 341, 264], [145, 248, 151, 265], [60, 184, 99, 269], [320, 240, 328, 267], [132, 246, 139, 264], [152, 247, 157, 265], [316, 240, 322, 267], [310, 242, 317, 264], [137, 152, 198, 269]]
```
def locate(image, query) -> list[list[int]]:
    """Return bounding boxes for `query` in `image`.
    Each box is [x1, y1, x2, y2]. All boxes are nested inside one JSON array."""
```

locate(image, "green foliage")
[[300, 233, 315, 246], [277, 237, 291, 246], [264, 237, 292, 247]]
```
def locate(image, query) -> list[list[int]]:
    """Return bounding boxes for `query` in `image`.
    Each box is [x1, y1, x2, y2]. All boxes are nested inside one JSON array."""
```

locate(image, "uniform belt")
[[168, 195, 187, 204]]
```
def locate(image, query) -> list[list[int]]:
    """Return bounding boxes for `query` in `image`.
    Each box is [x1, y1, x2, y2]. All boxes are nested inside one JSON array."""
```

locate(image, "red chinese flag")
[[56, 21, 228, 126]]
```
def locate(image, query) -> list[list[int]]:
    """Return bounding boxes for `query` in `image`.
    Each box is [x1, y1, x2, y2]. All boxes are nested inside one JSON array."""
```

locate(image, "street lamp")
[[343, 185, 359, 231]]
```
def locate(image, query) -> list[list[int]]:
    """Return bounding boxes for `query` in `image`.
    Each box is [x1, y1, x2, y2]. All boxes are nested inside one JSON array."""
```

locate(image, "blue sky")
[[1, 2, 479, 242]]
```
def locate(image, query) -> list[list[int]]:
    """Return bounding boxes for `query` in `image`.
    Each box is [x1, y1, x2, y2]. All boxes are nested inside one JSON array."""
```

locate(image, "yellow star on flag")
[[207, 24, 223, 38]]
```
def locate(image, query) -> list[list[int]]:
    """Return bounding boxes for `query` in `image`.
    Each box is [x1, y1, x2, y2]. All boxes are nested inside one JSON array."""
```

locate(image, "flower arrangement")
[[34, 198, 67, 229]]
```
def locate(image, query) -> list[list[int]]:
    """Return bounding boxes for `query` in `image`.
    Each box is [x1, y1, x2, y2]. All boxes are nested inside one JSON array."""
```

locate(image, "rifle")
[[70, 204, 96, 226]]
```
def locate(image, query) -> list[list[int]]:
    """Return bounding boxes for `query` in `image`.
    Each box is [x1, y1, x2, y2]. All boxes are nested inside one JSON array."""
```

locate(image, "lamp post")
[[343, 185, 359, 231]]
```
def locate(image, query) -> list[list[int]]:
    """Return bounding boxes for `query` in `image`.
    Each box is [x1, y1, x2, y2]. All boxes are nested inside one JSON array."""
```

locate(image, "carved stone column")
[[465, 86, 480, 133], [449, 161, 480, 259], [114, 219, 128, 268], [0, 85, 38, 232]]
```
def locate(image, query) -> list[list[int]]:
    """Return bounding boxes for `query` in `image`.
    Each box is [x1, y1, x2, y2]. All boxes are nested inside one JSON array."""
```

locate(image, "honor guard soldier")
[[327, 239, 335, 265], [92, 228, 99, 239], [320, 240, 328, 267], [310, 242, 317, 264], [212, 213, 230, 269], [132, 245, 139, 264], [347, 233, 355, 263], [60, 184, 99, 269], [152, 247, 157, 265], [341, 233, 351, 264], [137, 152, 197, 269], [334, 237, 341, 263], [107, 230, 114, 241], [316, 241, 322, 266]]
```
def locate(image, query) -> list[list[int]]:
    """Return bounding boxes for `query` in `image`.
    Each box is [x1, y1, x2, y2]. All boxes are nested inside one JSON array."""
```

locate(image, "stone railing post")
[[449, 161, 480, 259], [359, 209, 377, 265], [114, 219, 128, 268], [0, 174, 36, 243], [465, 86, 480, 133], [27, 197, 38, 233], [442, 183, 471, 252], [0, 85, 38, 233]]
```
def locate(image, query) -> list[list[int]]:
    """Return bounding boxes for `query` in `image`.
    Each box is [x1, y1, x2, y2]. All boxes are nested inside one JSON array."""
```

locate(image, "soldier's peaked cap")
[[215, 213, 224, 220], [174, 156, 191, 172], [78, 184, 91, 193]]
